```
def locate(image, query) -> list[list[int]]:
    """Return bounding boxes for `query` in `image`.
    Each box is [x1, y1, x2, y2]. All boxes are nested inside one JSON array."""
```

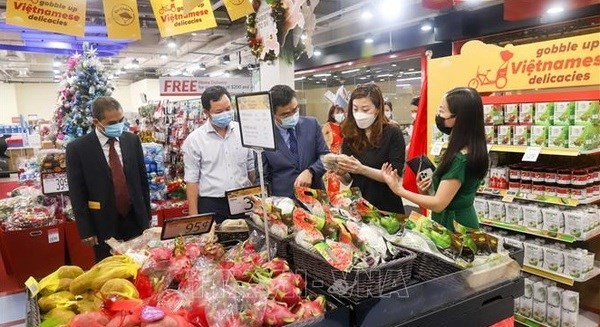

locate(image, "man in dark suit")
[[262, 85, 330, 198], [66, 96, 150, 261]]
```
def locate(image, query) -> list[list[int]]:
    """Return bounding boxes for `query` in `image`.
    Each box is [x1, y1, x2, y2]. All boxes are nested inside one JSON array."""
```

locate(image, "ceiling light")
[[359, 76, 368, 80], [210, 71, 225, 77], [321, 78, 327, 81], [421, 23, 433, 31], [347, 62, 353, 66], [380, 78, 385, 82], [313, 49, 322, 56], [167, 37, 177, 48], [408, 68, 415, 71], [53, 57, 61, 67], [314, 73, 331, 77], [380, 0, 402, 19], [295, 76, 306, 81], [130, 59, 140, 69], [222, 55, 231, 64], [160, 54, 168, 60], [364, 35, 374, 44], [316, 81, 321, 84], [377, 73, 394, 77], [546, 5, 564, 14], [361, 9, 373, 20], [170, 70, 181, 76], [389, 54, 397, 58], [342, 68, 360, 74], [396, 76, 422, 82], [391, 64, 397, 67], [198, 63, 207, 71]]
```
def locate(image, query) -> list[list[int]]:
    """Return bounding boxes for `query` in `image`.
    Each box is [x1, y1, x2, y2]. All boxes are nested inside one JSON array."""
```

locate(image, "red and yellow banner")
[[150, 0, 217, 37], [224, 0, 255, 21], [6, 0, 86, 36], [102, 0, 141, 40]]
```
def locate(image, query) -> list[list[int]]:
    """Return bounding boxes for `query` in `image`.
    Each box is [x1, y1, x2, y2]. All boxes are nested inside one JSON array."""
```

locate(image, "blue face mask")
[[211, 110, 233, 128], [100, 122, 125, 138], [280, 111, 300, 129]]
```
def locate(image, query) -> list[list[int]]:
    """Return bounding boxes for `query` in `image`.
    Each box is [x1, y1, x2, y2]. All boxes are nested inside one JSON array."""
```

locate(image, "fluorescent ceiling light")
[[210, 71, 225, 77], [364, 36, 374, 44], [341, 68, 360, 74], [170, 70, 182, 76], [160, 54, 168, 60], [295, 76, 306, 81], [198, 63, 207, 71], [391, 64, 397, 67], [361, 9, 373, 20], [421, 23, 433, 31], [313, 49, 322, 56], [396, 77, 422, 82], [314, 73, 331, 77], [389, 54, 397, 58], [546, 5, 564, 14], [377, 73, 393, 78], [167, 37, 177, 48], [321, 78, 327, 81], [359, 77, 368, 80]]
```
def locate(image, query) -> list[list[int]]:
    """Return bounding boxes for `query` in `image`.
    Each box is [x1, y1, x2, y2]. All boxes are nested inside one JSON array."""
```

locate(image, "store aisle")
[[0, 292, 25, 327]]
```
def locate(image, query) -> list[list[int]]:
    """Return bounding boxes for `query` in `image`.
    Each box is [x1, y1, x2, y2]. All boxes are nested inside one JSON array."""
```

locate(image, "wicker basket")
[[245, 218, 294, 263], [411, 250, 463, 282], [216, 229, 249, 245], [291, 242, 416, 299]]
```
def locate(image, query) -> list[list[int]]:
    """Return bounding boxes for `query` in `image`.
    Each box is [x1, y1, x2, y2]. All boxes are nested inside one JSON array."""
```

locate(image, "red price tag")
[[161, 214, 214, 240]]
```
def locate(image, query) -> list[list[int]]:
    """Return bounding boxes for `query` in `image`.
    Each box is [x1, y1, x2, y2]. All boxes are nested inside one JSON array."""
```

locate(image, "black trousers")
[[198, 196, 231, 224], [94, 208, 143, 261]]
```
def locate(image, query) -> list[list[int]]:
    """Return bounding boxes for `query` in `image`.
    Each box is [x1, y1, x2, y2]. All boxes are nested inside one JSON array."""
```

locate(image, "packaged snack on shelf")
[[534, 102, 554, 125], [569, 124, 600, 150], [570, 168, 588, 201], [497, 125, 512, 145], [530, 125, 549, 147], [582, 249, 595, 276], [574, 100, 599, 125], [513, 125, 530, 146], [554, 102, 575, 126], [541, 207, 565, 234], [503, 234, 525, 249], [523, 204, 543, 229], [505, 202, 523, 225], [524, 240, 545, 267], [474, 197, 489, 221], [548, 126, 569, 148], [532, 280, 548, 322], [561, 290, 579, 327], [564, 249, 585, 279], [484, 104, 504, 125], [520, 277, 534, 317], [519, 103, 535, 125], [484, 125, 495, 144], [546, 286, 562, 327], [564, 210, 585, 238], [542, 244, 565, 274], [504, 104, 519, 125], [487, 199, 505, 222], [490, 166, 509, 189]]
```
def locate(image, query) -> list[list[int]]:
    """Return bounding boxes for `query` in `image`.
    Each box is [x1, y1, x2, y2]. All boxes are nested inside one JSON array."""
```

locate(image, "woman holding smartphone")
[[381, 87, 488, 231]]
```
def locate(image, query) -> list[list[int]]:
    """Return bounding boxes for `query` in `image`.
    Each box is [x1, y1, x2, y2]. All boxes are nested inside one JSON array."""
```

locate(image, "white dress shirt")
[[95, 128, 123, 166], [182, 121, 255, 197]]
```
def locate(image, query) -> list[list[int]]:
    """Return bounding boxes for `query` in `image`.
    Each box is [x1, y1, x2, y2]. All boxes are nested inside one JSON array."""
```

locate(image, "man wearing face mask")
[[182, 86, 255, 225], [262, 84, 329, 198], [66, 96, 150, 261]]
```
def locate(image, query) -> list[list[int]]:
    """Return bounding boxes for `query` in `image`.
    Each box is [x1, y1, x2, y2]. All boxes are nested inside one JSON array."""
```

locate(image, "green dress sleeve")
[[440, 154, 467, 184]]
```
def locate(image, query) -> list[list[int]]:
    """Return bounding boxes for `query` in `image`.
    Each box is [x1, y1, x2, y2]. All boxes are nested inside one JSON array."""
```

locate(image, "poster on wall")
[[159, 77, 253, 96], [6, 0, 87, 36], [150, 0, 217, 37], [102, 0, 142, 40], [235, 92, 277, 151]]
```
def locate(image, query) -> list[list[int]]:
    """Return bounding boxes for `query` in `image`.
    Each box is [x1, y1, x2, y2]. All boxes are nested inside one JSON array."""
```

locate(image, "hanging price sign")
[[522, 146, 542, 162], [161, 214, 214, 240], [41, 172, 69, 195], [225, 184, 270, 216]]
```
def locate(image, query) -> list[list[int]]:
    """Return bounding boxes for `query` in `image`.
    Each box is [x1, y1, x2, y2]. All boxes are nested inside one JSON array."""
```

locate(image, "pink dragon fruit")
[[263, 300, 300, 327], [268, 273, 305, 307], [292, 296, 326, 319], [261, 258, 290, 277]]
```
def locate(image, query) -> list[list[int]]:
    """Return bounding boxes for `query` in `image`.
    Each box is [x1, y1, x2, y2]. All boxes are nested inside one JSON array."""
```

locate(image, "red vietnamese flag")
[[403, 52, 429, 215]]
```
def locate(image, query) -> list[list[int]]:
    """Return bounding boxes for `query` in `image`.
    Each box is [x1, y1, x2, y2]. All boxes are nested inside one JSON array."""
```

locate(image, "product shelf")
[[439, 143, 600, 157], [514, 313, 551, 327], [521, 264, 600, 287], [480, 90, 600, 105], [480, 219, 577, 243], [477, 187, 584, 207]]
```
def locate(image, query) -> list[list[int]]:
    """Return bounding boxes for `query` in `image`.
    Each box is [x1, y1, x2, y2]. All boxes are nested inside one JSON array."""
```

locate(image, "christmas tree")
[[51, 42, 114, 145]]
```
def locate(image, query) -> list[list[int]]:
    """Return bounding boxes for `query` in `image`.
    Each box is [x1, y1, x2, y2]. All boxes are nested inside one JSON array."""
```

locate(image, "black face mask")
[[435, 114, 454, 135]]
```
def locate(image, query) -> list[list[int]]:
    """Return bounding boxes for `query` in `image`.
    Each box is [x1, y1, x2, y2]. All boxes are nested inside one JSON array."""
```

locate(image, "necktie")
[[108, 139, 131, 217], [288, 128, 299, 164]]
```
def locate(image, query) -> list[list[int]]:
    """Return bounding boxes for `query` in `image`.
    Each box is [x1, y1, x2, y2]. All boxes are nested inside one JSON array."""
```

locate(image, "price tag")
[[161, 214, 214, 240], [41, 172, 69, 195], [502, 190, 518, 203], [25, 277, 40, 298], [151, 215, 158, 227], [48, 228, 60, 243], [226, 184, 270, 216], [28, 134, 42, 148], [430, 141, 444, 156], [522, 146, 542, 162]]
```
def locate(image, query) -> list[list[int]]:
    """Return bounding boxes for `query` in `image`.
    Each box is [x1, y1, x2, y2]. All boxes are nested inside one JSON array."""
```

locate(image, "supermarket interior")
[[0, 0, 600, 326]]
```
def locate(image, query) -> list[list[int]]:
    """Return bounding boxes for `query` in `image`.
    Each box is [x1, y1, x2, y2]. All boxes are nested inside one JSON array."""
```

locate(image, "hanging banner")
[[159, 77, 253, 96], [102, 0, 141, 40], [150, 0, 217, 37], [256, 1, 280, 60], [224, 0, 255, 21], [6, 0, 86, 36]]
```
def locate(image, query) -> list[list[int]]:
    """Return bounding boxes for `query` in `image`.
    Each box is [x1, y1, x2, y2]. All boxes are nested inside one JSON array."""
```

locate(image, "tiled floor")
[[0, 292, 25, 327]]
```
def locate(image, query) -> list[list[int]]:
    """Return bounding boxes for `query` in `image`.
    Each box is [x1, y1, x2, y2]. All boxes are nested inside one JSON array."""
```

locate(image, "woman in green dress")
[[381, 87, 489, 231]]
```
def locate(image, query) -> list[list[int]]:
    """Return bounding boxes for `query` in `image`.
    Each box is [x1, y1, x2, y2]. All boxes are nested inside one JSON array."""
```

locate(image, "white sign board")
[[41, 172, 69, 195], [235, 92, 277, 151], [159, 77, 253, 96]]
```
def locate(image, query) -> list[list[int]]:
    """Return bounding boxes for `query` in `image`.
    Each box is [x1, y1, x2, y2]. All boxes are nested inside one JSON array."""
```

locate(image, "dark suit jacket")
[[262, 117, 330, 198], [66, 131, 150, 241]]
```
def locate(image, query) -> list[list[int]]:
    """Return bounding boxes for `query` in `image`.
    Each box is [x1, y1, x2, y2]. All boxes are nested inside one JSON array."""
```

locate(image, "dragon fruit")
[[263, 300, 300, 327], [149, 247, 172, 261], [169, 254, 192, 282], [267, 273, 305, 307], [261, 258, 290, 277], [293, 296, 326, 319], [184, 242, 202, 259], [220, 261, 256, 282]]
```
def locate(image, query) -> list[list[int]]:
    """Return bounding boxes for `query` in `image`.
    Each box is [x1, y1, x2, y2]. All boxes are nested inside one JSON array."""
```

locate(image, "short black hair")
[[410, 96, 420, 107], [201, 86, 231, 110], [92, 96, 122, 120], [384, 100, 393, 111], [270, 84, 296, 113]]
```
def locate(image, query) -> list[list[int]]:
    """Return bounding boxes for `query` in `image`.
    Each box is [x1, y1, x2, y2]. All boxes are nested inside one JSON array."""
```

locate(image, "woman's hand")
[[417, 175, 432, 194], [337, 155, 364, 175], [381, 163, 403, 196]]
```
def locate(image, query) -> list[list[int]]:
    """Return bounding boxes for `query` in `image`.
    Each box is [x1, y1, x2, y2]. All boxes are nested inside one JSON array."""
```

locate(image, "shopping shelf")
[[476, 187, 583, 207], [480, 219, 577, 243], [521, 265, 600, 287], [488, 145, 600, 157], [514, 313, 550, 327]]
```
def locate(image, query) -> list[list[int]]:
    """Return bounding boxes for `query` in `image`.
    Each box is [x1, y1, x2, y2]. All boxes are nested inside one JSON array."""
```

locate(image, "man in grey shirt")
[[182, 86, 255, 224]]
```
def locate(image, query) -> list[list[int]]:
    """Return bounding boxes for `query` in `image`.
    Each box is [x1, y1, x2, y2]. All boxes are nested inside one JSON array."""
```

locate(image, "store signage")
[[226, 184, 270, 216], [149, 0, 217, 37], [522, 146, 542, 162], [6, 0, 86, 36], [224, 0, 255, 21], [41, 172, 69, 195], [159, 77, 253, 96], [161, 214, 214, 240], [255, 0, 279, 60], [235, 91, 277, 151], [102, 0, 141, 40]]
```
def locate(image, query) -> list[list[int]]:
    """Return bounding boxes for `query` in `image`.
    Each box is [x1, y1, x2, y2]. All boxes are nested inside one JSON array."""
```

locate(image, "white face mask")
[[384, 111, 392, 119], [411, 112, 417, 120], [334, 113, 345, 123], [354, 111, 376, 129]]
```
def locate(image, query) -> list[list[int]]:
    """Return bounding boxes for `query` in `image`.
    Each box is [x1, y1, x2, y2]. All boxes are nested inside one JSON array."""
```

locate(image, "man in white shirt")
[[182, 86, 255, 224]]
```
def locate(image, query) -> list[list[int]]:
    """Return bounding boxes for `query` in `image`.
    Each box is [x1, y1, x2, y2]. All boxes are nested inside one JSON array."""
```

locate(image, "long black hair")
[[436, 87, 489, 180]]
